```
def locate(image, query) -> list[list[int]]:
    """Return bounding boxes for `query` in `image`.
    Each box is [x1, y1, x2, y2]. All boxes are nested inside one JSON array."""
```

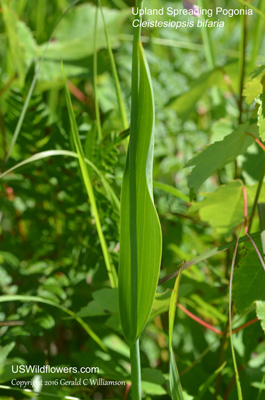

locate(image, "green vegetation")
[[0, 0, 265, 399]]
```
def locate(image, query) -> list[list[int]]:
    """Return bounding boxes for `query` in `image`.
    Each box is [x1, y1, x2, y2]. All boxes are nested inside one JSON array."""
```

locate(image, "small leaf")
[[257, 92, 265, 141], [243, 65, 265, 105]]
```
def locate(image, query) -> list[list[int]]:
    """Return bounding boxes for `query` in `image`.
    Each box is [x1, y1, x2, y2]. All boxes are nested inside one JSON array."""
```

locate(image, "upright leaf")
[[62, 64, 118, 289], [168, 268, 184, 400], [119, 43, 162, 344]]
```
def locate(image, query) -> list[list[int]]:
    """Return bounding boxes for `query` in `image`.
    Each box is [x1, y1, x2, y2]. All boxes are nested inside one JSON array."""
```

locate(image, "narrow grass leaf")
[[62, 64, 118, 288], [0, 149, 119, 211], [168, 267, 184, 400], [99, 0, 128, 130], [195, 362, 226, 400], [154, 181, 189, 202], [93, 2, 102, 141], [119, 42, 162, 344], [0, 295, 106, 351], [229, 225, 243, 400], [0, 385, 80, 399]]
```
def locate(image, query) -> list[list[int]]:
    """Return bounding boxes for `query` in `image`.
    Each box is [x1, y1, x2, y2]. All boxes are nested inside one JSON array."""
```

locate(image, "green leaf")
[[234, 240, 265, 314], [154, 181, 189, 202], [194, 181, 244, 235], [169, 63, 238, 118], [191, 181, 265, 235], [119, 43, 162, 344], [168, 268, 184, 400], [38, 4, 129, 61], [243, 65, 265, 105], [73, 288, 118, 318], [185, 124, 258, 193], [257, 92, 265, 141], [63, 65, 118, 288], [0, 343, 15, 366], [196, 362, 226, 400], [256, 301, 265, 332]]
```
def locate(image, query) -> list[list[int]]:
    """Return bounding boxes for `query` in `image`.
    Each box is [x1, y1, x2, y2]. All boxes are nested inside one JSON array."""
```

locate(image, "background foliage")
[[0, 0, 265, 399]]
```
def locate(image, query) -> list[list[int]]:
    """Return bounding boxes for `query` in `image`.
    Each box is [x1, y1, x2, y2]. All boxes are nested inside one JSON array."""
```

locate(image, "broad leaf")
[[185, 124, 258, 193], [234, 240, 265, 314], [192, 181, 265, 235], [169, 63, 238, 118], [38, 4, 129, 61], [119, 43, 162, 344]]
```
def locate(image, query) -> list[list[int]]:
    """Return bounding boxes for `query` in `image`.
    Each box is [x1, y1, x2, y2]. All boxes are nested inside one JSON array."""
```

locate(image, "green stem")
[[258, 203, 265, 261], [248, 162, 265, 232], [130, 339, 141, 400], [93, 1, 102, 140], [197, 0, 216, 70], [238, 0, 249, 124], [229, 226, 243, 400], [250, 0, 265, 71], [99, 0, 128, 130]]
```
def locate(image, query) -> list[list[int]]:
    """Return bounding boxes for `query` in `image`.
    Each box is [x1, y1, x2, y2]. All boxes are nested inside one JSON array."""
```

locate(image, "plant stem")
[[238, 0, 249, 124], [99, 0, 128, 130], [258, 203, 265, 261], [229, 226, 243, 400], [130, 339, 141, 400], [250, 0, 265, 71], [93, 1, 102, 140], [248, 162, 265, 232]]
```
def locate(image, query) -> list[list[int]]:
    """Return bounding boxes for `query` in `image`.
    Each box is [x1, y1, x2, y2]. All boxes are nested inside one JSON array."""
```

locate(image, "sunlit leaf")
[[119, 42, 162, 344]]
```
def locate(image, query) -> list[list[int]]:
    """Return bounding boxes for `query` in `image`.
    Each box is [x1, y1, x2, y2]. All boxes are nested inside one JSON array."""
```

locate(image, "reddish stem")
[[177, 303, 223, 336], [177, 303, 259, 336], [67, 80, 87, 104], [123, 383, 131, 400], [232, 318, 259, 334], [245, 131, 265, 152]]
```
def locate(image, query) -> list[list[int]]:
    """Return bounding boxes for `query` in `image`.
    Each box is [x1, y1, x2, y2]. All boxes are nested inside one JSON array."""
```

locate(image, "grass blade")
[[196, 362, 226, 400], [118, 42, 162, 344], [0, 295, 107, 351], [93, 1, 102, 140], [0, 149, 120, 211], [62, 64, 118, 288], [154, 181, 189, 202], [99, 0, 128, 131], [0, 385, 80, 399], [229, 225, 243, 400], [169, 267, 184, 400]]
